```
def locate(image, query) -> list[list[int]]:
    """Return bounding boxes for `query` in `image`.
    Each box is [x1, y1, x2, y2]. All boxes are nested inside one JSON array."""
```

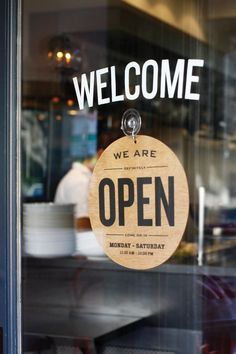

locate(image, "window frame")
[[0, 0, 22, 352]]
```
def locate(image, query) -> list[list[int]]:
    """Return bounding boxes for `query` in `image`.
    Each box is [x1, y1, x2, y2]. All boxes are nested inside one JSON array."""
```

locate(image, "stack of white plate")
[[23, 203, 75, 258]]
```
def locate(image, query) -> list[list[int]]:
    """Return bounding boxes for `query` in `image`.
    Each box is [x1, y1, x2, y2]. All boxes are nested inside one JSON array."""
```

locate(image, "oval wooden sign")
[[89, 135, 189, 269]]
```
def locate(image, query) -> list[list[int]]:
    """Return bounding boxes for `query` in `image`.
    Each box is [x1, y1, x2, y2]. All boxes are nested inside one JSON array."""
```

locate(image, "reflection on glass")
[[22, 1, 236, 353]]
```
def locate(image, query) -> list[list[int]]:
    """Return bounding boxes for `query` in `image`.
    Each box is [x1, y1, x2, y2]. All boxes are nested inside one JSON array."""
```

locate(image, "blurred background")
[[21, 1, 236, 353]]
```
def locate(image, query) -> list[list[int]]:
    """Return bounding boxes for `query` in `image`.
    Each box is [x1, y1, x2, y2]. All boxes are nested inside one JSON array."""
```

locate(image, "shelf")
[[24, 307, 140, 340], [23, 255, 236, 276]]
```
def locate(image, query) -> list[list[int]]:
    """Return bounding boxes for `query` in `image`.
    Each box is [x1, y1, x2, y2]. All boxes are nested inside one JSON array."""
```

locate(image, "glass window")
[[22, 1, 236, 353]]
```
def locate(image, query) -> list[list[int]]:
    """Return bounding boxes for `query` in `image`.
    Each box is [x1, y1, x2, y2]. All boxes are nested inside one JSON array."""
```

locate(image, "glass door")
[[21, 1, 236, 353]]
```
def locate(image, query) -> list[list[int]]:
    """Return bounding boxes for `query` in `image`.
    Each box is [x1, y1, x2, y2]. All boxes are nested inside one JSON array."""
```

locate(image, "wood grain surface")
[[89, 135, 189, 269]]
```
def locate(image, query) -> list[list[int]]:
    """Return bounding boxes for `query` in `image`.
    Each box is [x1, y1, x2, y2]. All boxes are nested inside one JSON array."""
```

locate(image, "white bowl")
[[23, 219, 74, 228], [75, 231, 104, 257], [24, 239, 75, 258], [23, 231, 75, 243], [23, 202, 74, 211]]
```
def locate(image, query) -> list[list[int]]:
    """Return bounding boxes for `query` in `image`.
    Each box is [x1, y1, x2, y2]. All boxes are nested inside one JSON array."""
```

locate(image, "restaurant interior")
[[22, 1, 236, 353]]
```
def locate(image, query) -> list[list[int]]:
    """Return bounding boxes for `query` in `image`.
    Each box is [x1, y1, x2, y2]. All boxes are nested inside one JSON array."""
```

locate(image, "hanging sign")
[[89, 135, 189, 269]]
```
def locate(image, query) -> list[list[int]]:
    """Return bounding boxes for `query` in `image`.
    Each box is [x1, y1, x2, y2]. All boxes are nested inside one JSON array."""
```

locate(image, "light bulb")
[[56, 51, 64, 59], [65, 52, 71, 60]]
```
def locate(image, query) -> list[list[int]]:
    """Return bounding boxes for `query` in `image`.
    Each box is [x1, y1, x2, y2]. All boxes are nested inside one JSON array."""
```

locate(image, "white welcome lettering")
[[160, 59, 184, 98], [124, 61, 141, 100], [142, 59, 158, 99], [73, 72, 95, 110], [111, 66, 124, 102], [73, 59, 204, 110], [185, 59, 204, 100]]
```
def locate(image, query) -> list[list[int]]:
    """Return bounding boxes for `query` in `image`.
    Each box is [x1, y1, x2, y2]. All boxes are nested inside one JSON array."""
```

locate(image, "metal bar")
[[198, 186, 205, 267], [0, 0, 21, 352]]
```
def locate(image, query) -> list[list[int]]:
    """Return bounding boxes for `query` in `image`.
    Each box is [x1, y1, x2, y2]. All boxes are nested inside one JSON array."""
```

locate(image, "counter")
[[23, 257, 236, 353]]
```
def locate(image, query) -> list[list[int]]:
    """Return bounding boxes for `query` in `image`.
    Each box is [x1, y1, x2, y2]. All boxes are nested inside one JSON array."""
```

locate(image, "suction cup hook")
[[121, 109, 141, 142]]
